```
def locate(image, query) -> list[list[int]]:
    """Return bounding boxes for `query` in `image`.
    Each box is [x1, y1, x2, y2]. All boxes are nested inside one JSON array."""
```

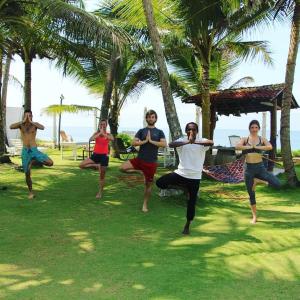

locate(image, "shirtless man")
[[10, 110, 53, 199]]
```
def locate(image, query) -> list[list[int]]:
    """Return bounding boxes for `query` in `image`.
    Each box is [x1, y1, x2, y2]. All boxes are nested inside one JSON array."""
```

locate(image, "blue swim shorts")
[[21, 147, 50, 173]]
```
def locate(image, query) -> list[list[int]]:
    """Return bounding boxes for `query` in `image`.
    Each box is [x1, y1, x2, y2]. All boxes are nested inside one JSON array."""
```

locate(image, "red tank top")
[[93, 136, 109, 154]]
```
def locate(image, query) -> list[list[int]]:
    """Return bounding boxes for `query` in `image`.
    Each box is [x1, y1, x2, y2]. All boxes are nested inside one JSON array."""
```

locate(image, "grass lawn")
[[1, 149, 300, 299]]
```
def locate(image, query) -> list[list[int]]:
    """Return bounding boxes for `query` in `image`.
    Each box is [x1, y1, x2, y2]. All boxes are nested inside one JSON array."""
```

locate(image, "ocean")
[[36, 126, 300, 150]]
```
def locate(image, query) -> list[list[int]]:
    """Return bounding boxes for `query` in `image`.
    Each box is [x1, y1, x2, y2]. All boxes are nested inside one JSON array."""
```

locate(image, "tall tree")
[[277, 0, 300, 186], [141, 0, 182, 139], [173, 0, 273, 138], [1, 49, 13, 144]]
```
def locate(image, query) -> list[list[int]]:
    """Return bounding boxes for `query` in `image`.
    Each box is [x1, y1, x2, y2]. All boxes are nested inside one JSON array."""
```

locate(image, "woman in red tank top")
[[79, 120, 113, 199]]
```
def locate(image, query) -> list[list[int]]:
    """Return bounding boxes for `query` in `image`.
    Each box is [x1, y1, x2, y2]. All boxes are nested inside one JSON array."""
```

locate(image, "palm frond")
[[229, 76, 255, 88], [223, 40, 273, 66], [43, 104, 99, 115]]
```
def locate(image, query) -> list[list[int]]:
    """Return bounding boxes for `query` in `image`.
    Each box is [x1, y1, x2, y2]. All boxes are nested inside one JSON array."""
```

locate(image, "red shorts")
[[130, 157, 158, 183]]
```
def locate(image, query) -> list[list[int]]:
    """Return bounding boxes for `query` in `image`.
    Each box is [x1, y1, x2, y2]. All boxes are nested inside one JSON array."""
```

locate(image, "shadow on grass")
[[1, 159, 300, 299]]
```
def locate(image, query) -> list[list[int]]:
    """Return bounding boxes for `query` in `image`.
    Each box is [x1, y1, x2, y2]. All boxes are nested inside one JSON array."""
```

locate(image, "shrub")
[[276, 149, 300, 157], [117, 133, 133, 148]]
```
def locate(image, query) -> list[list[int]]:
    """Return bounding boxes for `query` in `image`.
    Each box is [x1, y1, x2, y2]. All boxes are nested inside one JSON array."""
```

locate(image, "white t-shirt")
[[174, 137, 210, 179]]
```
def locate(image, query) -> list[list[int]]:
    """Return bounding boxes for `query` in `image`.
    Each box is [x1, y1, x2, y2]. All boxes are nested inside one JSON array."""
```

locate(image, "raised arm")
[[169, 139, 190, 148], [132, 137, 147, 146], [107, 133, 114, 141], [194, 139, 214, 146], [132, 129, 148, 146], [150, 138, 167, 148], [31, 121, 44, 130], [236, 137, 252, 150], [89, 131, 99, 141], [10, 121, 23, 130], [255, 137, 272, 151]]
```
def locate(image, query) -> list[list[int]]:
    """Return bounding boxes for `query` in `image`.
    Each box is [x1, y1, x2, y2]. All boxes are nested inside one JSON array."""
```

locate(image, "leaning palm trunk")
[[280, 1, 300, 187], [100, 52, 118, 121], [0, 50, 11, 163], [142, 0, 182, 140], [202, 64, 211, 139], [2, 50, 12, 145]]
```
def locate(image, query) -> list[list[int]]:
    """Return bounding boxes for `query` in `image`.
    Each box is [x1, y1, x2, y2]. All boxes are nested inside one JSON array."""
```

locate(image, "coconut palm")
[[58, 42, 155, 157], [274, 0, 300, 186], [141, 0, 182, 140], [170, 0, 274, 138], [0, 0, 27, 162], [109, 0, 183, 139], [147, 43, 257, 139]]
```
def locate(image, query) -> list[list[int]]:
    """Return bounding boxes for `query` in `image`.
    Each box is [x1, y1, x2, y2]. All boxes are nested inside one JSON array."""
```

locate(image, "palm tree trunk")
[[23, 48, 32, 111], [2, 50, 12, 145], [0, 49, 11, 163], [280, 1, 300, 187], [202, 64, 211, 139], [108, 90, 121, 158], [100, 52, 118, 121], [142, 0, 182, 140]]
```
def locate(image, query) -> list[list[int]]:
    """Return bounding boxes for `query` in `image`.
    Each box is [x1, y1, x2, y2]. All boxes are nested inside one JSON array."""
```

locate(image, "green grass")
[[1, 150, 300, 299]]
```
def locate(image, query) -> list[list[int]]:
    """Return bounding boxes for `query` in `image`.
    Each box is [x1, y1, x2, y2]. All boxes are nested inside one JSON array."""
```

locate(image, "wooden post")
[[269, 98, 277, 171], [53, 113, 57, 149]]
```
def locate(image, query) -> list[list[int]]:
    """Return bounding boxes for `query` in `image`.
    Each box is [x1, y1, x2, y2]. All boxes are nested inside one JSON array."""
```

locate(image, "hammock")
[[203, 158, 245, 184], [203, 157, 284, 184]]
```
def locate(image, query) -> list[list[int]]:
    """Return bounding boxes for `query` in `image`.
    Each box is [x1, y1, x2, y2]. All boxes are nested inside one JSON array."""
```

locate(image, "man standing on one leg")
[[156, 122, 213, 234], [120, 110, 166, 212], [10, 110, 53, 199]]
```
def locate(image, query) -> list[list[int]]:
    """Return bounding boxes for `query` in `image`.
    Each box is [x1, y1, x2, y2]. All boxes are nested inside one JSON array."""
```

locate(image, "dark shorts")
[[130, 157, 157, 183], [90, 153, 109, 167]]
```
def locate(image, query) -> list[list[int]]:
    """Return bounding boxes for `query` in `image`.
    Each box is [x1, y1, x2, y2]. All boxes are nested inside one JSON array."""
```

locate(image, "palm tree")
[[8, 0, 130, 110], [2, 48, 14, 144], [141, 0, 182, 140], [276, 0, 300, 186], [172, 0, 273, 138], [161, 28, 270, 138], [108, 49, 155, 157], [109, 0, 183, 139], [150, 43, 256, 139], [0, 0, 27, 162]]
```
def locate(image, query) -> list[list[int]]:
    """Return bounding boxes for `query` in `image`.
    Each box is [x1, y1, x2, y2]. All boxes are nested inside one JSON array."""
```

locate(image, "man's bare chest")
[[21, 125, 36, 135]]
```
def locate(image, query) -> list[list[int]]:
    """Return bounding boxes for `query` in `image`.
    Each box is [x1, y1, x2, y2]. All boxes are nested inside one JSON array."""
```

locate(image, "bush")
[[117, 133, 133, 148], [276, 149, 300, 157]]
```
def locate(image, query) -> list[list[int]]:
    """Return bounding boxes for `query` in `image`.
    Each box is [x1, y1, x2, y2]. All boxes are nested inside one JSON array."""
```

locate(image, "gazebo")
[[183, 83, 299, 160]]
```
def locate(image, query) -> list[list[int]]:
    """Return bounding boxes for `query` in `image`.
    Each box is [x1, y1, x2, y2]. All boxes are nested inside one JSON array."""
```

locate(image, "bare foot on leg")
[[250, 204, 257, 224], [142, 202, 148, 212], [28, 192, 35, 200], [96, 190, 102, 199], [250, 216, 257, 224]]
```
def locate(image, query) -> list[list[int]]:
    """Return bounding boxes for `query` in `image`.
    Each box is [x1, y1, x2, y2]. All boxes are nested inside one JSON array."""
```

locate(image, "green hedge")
[[117, 133, 133, 148]]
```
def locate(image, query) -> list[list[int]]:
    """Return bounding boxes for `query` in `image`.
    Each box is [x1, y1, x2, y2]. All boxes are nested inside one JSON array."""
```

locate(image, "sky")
[[6, 1, 300, 135]]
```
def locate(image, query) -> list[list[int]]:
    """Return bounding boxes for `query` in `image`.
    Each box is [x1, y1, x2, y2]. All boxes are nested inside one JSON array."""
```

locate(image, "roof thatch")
[[183, 84, 299, 116]]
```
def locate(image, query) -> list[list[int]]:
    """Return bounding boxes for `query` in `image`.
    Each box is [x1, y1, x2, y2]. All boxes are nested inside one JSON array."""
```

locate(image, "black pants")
[[244, 162, 281, 205], [156, 172, 200, 221]]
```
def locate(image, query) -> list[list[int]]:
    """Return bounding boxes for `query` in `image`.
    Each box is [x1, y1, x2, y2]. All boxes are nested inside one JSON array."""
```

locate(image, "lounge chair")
[[60, 130, 78, 160], [228, 135, 241, 147], [6, 138, 23, 156], [116, 138, 137, 160], [60, 130, 73, 142]]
